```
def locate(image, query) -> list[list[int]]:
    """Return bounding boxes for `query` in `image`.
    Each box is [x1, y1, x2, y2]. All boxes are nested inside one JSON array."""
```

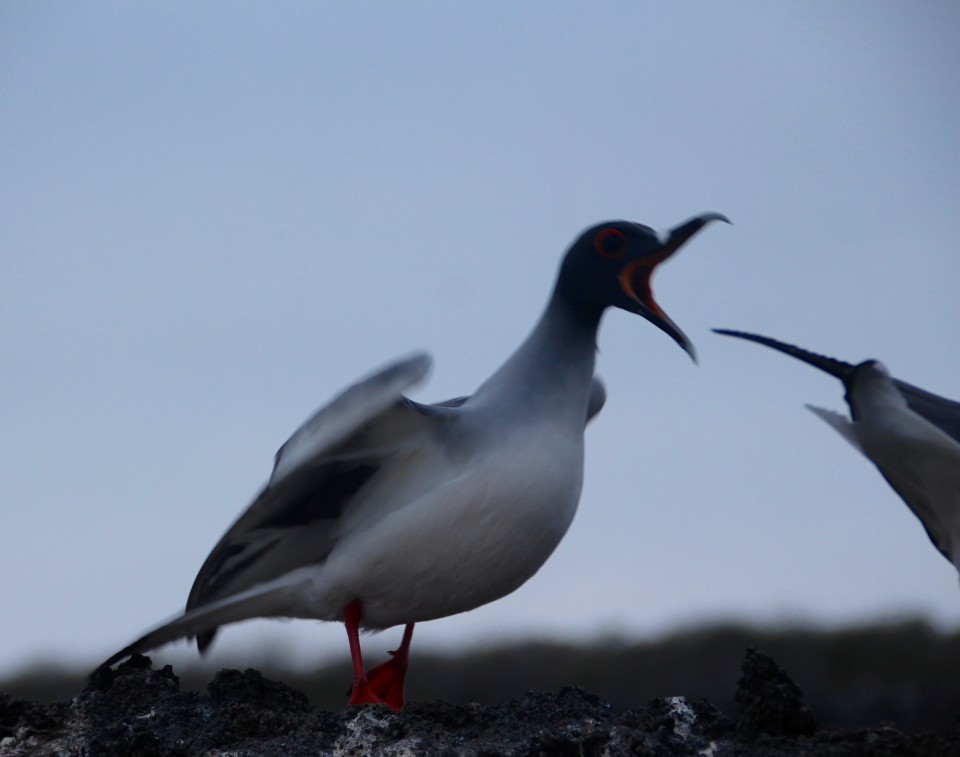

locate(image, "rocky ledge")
[[1, 648, 957, 756]]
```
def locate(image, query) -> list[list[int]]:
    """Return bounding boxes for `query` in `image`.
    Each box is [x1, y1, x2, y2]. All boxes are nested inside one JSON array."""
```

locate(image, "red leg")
[[364, 623, 415, 709], [343, 599, 393, 709]]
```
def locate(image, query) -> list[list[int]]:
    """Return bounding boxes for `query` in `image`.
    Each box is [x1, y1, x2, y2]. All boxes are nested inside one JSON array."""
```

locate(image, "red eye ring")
[[594, 228, 627, 258]]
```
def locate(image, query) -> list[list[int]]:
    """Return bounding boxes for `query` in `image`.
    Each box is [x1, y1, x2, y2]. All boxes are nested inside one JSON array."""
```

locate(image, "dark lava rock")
[[735, 646, 817, 737], [1, 650, 958, 756]]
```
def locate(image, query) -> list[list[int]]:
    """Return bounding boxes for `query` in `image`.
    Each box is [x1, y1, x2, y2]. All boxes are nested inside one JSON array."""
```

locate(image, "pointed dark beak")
[[662, 212, 731, 257], [619, 212, 730, 362]]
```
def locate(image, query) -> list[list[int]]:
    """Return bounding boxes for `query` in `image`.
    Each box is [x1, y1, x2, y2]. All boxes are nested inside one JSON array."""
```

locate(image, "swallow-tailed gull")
[[97, 214, 729, 709]]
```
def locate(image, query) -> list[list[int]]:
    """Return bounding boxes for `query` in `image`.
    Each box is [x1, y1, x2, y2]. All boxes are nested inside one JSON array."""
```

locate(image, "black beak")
[[620, 212, 730, 362]]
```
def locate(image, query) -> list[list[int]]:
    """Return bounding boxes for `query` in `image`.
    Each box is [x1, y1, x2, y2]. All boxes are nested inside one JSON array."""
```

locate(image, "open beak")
[[619, 212, 730, 362]]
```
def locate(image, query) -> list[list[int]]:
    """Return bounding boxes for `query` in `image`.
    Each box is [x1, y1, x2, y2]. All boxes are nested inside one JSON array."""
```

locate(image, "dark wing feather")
[[875, 469, 952, 562], [894, 380, 960, 447]]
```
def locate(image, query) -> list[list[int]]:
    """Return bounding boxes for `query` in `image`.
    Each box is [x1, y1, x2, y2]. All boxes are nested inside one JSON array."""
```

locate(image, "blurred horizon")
[[6, 610, 956, 681], [6, 616, 960, 733]]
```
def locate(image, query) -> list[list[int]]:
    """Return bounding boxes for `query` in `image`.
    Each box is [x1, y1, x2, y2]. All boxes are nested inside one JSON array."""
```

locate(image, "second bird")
[[716, 328, 960, 582]]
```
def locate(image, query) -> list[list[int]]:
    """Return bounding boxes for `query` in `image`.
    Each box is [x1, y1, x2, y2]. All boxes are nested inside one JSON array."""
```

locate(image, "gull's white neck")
[[470, 291, 601, 425]]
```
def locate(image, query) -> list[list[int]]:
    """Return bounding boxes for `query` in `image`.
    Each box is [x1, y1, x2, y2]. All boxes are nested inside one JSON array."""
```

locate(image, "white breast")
[[312, 420, 586, 628]]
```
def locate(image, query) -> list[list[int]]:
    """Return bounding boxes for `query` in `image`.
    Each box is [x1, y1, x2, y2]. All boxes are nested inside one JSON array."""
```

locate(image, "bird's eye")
[[593, 228, 627, 258]]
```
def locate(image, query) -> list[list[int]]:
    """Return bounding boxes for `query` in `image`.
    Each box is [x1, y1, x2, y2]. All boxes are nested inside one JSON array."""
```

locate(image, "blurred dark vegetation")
[[4, 619, 959, 733]]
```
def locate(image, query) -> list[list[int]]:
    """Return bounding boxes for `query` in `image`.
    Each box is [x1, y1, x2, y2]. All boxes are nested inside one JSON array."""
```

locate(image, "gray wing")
[[893, 380, 960, 447], [269, 353, 432, 485], [806, 402, 952, 556], [187, 352, 435, 650], [876, 468, 954, 563], [586, 377, 606, 423]]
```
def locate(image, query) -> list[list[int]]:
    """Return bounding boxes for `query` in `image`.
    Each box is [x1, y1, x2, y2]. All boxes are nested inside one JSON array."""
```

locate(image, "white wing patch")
[[271, 352, 431, 486], [806, 404, 862, 452]]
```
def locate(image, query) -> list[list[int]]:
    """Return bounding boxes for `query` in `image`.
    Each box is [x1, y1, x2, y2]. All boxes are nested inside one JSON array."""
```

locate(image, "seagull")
[[714, 328, 960, 577], [98, 213, 728, 709]]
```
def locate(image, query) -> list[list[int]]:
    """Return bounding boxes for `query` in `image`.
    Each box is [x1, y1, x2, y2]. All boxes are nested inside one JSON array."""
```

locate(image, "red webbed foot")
[[343, 600, 414, 711], [363, 623, 414, 709]]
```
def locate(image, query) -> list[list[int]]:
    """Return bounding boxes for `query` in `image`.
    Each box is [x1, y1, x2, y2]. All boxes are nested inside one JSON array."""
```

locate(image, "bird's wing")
[[586, 377, 606, 423], [806, 405, 863, 452], [186, 352, 438, 649], [872, 447, 960, 565], [812, 401, 960, 565], [101, 565, 321, 668], [269, 352, 432, 486], [893, 379, 960, 448]]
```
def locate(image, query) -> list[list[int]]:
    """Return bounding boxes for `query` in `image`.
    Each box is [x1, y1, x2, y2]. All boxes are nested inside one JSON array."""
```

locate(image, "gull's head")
[[557, 212, 729, 361]]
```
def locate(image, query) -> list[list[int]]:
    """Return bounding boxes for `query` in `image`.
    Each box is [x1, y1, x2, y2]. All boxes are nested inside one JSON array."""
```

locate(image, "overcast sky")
[[2, 2, 959, 678]]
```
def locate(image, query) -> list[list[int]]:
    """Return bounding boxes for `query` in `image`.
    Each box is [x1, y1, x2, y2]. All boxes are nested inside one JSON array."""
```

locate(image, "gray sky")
[[2, 2, 959, 677]]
